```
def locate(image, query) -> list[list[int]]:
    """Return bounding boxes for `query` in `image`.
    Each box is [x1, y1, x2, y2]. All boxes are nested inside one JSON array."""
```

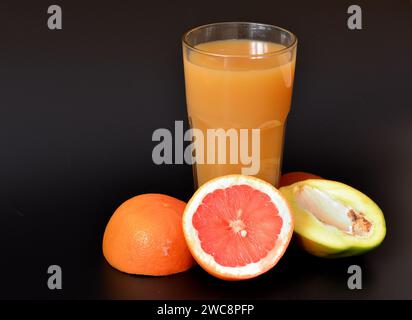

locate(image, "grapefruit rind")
[[183, 175, 294, 280]]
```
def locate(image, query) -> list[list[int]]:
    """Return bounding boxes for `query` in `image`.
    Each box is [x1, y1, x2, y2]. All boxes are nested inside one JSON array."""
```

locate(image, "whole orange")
[[103, 194, 195, 276], [279, 171, 322, 187]]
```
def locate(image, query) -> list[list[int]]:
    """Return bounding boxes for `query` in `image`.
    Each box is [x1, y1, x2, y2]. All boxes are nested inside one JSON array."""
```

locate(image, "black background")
[[0, 0, 411, 299]]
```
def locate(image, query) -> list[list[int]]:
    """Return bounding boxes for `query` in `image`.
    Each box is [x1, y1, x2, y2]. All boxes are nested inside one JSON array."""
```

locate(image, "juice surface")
[[183, 39, 296, 187]]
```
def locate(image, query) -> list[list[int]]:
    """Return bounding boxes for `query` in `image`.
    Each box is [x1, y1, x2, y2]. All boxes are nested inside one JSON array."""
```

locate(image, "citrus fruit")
[[279, 171, 322, 187], [103, 194, 195, 276], [183, 175, 294, 280]]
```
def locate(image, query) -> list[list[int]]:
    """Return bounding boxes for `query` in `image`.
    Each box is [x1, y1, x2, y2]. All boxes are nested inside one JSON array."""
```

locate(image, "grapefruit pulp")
[[183, 175, 294, 280]]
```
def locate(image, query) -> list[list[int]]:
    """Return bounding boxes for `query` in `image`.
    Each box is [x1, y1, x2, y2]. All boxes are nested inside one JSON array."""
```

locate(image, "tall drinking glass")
[[182, 22, 297, 188]]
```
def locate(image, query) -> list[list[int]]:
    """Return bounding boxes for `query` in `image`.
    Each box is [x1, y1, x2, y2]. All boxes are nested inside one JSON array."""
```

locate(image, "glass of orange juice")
[[182, 22, 297, 188]]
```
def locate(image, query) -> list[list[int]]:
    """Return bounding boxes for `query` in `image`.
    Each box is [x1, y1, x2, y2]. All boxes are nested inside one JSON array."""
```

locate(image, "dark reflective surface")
[[0, 0, 411, 299]]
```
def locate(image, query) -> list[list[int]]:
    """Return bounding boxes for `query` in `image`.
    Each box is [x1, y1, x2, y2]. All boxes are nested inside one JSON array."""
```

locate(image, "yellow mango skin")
[[297, 235, 375, 258], [280, 179, 386, 258]]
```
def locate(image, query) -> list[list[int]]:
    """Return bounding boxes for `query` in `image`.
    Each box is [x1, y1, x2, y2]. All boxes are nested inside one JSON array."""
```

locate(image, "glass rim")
[[182, 22, 297, 58]]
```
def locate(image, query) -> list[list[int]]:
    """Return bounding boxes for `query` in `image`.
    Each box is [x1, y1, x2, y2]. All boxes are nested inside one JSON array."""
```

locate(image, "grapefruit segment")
[[183, 175, 294, 280]]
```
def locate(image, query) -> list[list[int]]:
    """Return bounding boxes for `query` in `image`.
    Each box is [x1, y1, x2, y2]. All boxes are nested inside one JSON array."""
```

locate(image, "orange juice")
[[183, 39, 296, 187]]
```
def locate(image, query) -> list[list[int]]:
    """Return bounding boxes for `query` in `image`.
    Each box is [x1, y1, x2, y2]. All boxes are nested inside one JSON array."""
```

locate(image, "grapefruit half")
[[183, 175, 294, 280]]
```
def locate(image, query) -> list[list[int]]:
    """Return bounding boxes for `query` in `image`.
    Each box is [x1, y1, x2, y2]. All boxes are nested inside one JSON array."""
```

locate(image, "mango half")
[[280, 179, 386, 258]]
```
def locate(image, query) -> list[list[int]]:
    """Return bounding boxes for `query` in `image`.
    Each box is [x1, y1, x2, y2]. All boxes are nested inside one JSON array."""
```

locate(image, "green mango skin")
[[280, 179, 386, 258], [297, 234, 382, 258]]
